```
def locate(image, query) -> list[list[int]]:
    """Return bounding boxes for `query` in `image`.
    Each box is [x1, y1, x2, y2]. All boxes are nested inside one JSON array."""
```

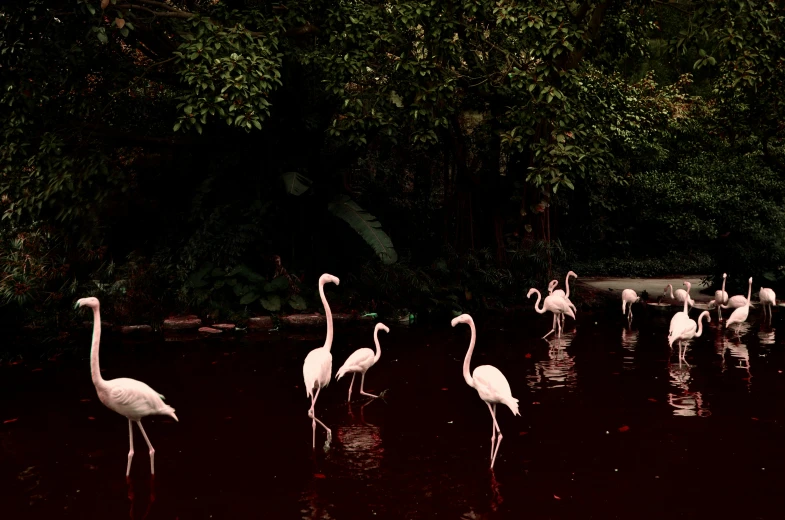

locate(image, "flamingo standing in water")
[[759, 287, 776, 322], [669, 310, 711, 362], [721, 276, 754, 311], [726, 277, 753, 335], [336, 322, 390, 402], [452, 313, 520, 469], [303, 273, 340, 448], [548, 271, 578, 327], [528, 288, 576, 339], [76, 297, 178, 477], [621, 289, 640, 320], [663, 282, 694, 309], [709, 273, 729, 322]]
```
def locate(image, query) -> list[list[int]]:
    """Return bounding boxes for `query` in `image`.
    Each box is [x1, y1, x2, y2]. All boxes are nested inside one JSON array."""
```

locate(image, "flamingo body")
[[528, 288, 576, 339], [621, 289, 639, 319], [336, 323, 389, 401], [664, 284, 694, 309], [76, 296, 177, 477], [452, 314, 519, 468], [759, 287, 776, 321], [302, 273, 340, 448], [726, 277, 753, 334]]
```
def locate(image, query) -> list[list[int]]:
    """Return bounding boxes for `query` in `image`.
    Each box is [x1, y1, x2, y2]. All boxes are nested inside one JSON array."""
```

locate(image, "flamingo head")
[[723, 273, 727, 279], [748, 277, 752, 283], [75, 297, 99, 310], [451, 314, 472, 327], [375, 322, 390, 334], [319, 273, 340, 286], [548, 280, 558, 293], [567, 270, 578, 279], [683, 281, 691, 292]]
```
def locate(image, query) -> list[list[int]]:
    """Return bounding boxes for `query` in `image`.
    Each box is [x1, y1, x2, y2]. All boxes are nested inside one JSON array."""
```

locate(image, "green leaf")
[[260, 294, 281, 311], [265, 275, 289, 292], [288, 294, 307, 310], [227, 264, 265, 282], [280, 172, 312, 196], [239, 292, 259, 305], [328, 195, 398, 264]]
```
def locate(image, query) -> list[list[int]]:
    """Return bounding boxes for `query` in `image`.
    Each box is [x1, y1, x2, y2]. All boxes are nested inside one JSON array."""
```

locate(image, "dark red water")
[[2, 307, 784, 519]]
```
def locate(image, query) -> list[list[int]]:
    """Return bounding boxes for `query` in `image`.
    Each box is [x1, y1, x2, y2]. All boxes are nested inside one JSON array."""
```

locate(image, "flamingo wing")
[[104, 378, 171, 420], [337, 348, 375, 377], [303, 348, 333, 396]]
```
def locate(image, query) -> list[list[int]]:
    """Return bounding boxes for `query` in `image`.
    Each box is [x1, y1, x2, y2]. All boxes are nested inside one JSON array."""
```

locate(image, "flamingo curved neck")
[[666, 284, 674, 298], [89, 307, 106, 388], [565, 273, 574, 298], [746, 279, 752, 303], [319, 281, 334, 351], [373, 328, 382, 364], [531, 290, 546, 314], [462, 320, 477, 388], [721, 275, 727, 295], [695, 312, 709, 337]]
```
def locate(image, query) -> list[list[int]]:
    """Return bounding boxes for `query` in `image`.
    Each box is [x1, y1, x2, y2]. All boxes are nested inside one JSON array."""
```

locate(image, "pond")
[[1, 306, 784, 519]]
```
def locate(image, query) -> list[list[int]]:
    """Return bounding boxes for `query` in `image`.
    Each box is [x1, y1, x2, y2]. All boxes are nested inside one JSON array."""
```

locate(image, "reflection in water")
[[621, 327, 638, 371], [527, 333, 577, 390], [336, 402, 384, 473], [726, 337, 752, 386], [758, 327, 775, 347], [461, 473, 503, 519], [667, 361, 710, 417], [127, 477, 155, 520]]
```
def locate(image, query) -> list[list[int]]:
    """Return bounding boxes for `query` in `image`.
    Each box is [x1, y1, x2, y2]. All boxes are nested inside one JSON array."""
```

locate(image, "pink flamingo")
[[709, 273, 729, 321], [621, 289, 640, 320], [721, 276, 754, 311], [528, 288, 576, 339], [336, 322, 390, 402], [548, 271, 578, 327], [726, 277, 752, 335], [452, 313, 520, 469], [669, 310, 711, 362], [76, 297, 178, 477], [759, 287, 776, 322], [302, 273, 340, 448], [663, 282, 694, 309]]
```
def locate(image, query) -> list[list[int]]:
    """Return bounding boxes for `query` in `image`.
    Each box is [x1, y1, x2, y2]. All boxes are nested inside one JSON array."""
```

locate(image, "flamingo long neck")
[[746, 279, 752, 304], [695, 312, 709, 337], [721, 274, 727, 295], [666, 284, 674, 298], [462, 319, 477, 388], [565, 273, 574, 298], [531, 290, 546, 314], [89, 306, 106, 388], [373, 327, 382, 364], [320, 281, 334, 351]]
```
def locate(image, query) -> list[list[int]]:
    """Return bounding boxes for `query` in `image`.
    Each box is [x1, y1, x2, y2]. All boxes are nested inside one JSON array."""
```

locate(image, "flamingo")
[[709, 273, 729, 322], [336, 322, 390, 402], [663, 282, 694, 309], [726, 277, 753, 335], [528, 288, 576, 339], [548, 271, 578, 327], [75, 297, 178, 477], [303, 273, 340, 448], [669, 310, 711, 362], [759, 287, 776, 322], [668, 292, 692, 353], [452, 313, 520, 469], [721, 276, 755, 311], [621, 289, 640, 320]]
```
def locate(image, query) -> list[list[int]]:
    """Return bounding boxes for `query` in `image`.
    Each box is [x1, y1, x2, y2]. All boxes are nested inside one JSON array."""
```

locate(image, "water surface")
[[2, 307, 784, 519]]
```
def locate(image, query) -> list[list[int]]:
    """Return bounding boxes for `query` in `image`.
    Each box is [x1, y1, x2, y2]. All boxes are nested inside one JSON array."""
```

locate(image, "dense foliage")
[[1, 0, 784, 328]]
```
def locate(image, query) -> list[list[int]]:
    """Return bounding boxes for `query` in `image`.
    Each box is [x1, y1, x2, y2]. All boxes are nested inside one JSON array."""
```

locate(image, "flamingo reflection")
[[335, 401, 384, 473], [127, 477, 155, 520], [460, 473, 504, 519], [667, 361, 709, 417], [725, 336, 752, 387], [527, 333, 577, 390], [621, 327, 639, 371], [758, 326, 775, 347]]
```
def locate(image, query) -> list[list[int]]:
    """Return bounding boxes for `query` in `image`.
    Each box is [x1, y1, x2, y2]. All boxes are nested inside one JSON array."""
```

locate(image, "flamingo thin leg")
[[136, 421, 155, 475], [486, 403, 503, 469], [126, 419, 135, 477], [347, 373, 355, 402], [308, 386, 332, 446], [359, 372, 378, 399]]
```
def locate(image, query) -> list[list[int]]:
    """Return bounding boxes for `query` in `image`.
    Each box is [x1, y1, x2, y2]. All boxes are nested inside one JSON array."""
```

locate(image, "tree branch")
[[115, 4, 194, 19], [136, 0, 183, 13]]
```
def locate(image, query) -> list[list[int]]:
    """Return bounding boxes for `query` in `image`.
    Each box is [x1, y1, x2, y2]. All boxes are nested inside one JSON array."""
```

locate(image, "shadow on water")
[[2, 306, 785, 519]]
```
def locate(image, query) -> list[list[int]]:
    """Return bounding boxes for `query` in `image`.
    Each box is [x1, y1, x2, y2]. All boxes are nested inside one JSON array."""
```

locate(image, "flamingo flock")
[[74, 271, 778, 474]]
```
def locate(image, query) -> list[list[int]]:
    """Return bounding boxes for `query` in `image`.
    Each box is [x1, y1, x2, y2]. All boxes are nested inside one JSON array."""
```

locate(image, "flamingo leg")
[[126, 419, 135, 477], [542, 324, 556, 339], [308, 385, 332, 447], [488, 405, 496, 463], [359, 372, 378, 399], [486, 403, 503, 469], [347, 373, 355, 402], [136, 421, 155, 475]]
